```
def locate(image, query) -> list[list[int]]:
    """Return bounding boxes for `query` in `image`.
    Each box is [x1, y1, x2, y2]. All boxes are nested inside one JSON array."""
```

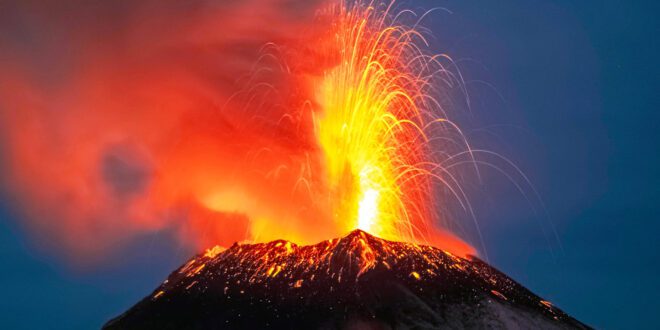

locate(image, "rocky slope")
[[104, 230, 589, 329]]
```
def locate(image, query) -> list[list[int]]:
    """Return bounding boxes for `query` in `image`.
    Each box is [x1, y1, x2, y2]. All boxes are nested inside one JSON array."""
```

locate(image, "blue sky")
[[421, 1, 659, 328], [0, 1, 658, 329]]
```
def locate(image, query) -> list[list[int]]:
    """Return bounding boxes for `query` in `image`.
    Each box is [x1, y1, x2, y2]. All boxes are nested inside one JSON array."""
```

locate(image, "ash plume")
[[0, 0, 476, 264]]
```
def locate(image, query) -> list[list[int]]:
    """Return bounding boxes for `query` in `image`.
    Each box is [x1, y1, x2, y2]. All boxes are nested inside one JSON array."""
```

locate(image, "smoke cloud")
[[0, 0, 337, 261], [0, 0, 475, 263]]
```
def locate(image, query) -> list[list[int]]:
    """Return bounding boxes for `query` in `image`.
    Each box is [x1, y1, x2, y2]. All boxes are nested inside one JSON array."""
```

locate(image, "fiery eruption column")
[[312, 2, 474, 250]]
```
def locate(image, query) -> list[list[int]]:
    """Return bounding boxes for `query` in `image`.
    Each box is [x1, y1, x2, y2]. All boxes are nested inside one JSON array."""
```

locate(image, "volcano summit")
[[104, 230, 589, 329]]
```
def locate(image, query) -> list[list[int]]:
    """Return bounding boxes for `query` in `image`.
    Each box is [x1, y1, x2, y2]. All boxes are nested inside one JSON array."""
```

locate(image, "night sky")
[[0, 0, 658, 329]]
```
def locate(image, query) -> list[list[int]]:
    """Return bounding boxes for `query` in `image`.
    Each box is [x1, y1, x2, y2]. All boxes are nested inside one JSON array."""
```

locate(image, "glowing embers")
[[140, 229, 575, 328], [266, 265, 284, 277], [491, 290, 508, 301], [152, 290, 164, 300], [111, 230, 584, 329], [204, 246, 225, 259]]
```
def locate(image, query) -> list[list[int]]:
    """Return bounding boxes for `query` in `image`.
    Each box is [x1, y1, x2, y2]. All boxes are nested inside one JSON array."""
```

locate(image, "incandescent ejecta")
[[105, 230, 590, 329]]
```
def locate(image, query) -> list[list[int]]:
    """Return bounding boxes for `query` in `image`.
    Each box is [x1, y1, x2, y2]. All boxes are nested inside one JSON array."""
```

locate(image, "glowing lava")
[[357, 187, 379, 232], [104, 230, 590, 329], [313, 1, 473, 250]]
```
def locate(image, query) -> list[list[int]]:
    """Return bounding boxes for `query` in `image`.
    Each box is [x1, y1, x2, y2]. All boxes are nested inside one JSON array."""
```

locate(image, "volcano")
[[104, 230, 589, 329]]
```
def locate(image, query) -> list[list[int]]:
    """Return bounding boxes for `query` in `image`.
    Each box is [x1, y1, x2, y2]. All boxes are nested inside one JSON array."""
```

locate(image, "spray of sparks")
[[309, 1, 477, 249]]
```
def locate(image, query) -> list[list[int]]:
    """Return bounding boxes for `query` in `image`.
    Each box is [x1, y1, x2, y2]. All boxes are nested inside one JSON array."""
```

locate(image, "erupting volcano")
[[99, 1, 592, 328], [0, 0, 590, 327], [104, 230, 588, 329]]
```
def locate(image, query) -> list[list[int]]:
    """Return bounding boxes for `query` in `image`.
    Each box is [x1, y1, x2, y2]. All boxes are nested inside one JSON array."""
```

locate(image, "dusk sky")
[[0, 0, 658, 329]]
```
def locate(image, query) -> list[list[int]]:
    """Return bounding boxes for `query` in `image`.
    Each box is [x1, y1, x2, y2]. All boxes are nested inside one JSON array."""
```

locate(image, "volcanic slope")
[[104, 230, 590, 329]]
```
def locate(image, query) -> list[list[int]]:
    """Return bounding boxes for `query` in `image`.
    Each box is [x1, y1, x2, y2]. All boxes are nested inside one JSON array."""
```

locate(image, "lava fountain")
[[170, 0, 477, 255], [308, 1, 477, 255], [315, 2, 465, 241]]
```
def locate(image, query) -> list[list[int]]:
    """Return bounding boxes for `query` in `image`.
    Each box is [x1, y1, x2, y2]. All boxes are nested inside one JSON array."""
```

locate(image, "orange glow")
[[0, 0, 477, 262], [314, 2, 466, 248]]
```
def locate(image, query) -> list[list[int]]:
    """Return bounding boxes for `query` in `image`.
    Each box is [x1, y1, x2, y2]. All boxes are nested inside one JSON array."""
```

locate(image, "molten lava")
[[316, 3, 437, 242]]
